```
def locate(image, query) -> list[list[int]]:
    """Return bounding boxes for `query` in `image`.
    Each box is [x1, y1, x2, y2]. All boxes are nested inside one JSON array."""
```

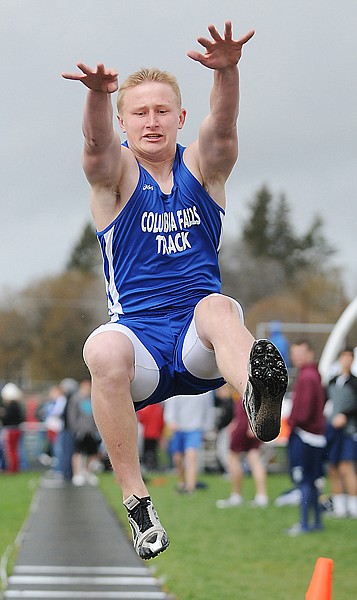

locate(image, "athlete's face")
[[118, 82, 186, 160]]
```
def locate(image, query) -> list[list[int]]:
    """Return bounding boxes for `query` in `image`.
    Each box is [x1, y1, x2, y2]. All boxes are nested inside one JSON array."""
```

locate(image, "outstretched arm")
[[62, 62, 119, 93], [62, 63, 122, 187], [186, 21, 255, 204], [187, 21, 254, 72]]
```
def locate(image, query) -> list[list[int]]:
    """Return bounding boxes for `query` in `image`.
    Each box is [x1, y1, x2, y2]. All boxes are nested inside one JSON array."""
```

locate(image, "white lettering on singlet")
[[141, 206, 201, 255], [141, 211, 178, 233], [176, 206, 200, 229], [156, 231, 192, 255]]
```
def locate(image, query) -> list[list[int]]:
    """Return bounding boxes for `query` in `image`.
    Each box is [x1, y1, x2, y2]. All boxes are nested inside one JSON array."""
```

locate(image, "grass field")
[[0, 472, 40, 585], [100, 471, 357, 600], [1, 470, 356, 598]]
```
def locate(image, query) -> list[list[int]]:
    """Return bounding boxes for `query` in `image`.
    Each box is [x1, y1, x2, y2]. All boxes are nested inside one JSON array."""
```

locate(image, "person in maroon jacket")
[[286, 339, 326, 535]]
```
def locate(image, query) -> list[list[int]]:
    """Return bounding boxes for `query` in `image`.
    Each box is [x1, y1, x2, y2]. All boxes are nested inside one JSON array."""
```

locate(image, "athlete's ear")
[[178, 108, 187, 130], [117, 115, 126, 133]]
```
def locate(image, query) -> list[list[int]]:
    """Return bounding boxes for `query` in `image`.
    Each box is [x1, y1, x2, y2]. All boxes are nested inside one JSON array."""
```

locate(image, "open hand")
[[61, 63, 119, 93], [187, 21, 255, 70]]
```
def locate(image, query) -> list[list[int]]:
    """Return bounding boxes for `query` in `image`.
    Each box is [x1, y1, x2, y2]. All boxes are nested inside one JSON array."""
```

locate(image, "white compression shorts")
[[83, 295, 244, 405]]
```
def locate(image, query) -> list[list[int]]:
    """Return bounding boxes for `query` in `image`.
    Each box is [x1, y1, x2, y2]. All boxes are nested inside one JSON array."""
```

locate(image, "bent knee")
[[83, 332, 135, 382], [197, 294, 243, 321]]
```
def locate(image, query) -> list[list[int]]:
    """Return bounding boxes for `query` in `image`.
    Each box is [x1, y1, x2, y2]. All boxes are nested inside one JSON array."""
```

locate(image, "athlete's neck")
[[137, 154, 175, 194]]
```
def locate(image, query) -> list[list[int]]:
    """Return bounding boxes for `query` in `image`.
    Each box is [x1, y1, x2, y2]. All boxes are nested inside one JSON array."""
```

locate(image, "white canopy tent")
[[319, 296, 357, 384]]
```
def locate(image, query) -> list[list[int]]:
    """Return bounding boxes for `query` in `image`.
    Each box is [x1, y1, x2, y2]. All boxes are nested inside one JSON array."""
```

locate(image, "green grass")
[[0, 472, 40, 585], [1, 471, 356, 598], [100, 471, 357, 600]]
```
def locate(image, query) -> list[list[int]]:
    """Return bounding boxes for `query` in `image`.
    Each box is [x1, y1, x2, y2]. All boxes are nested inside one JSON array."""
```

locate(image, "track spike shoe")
[[123, 494, 170, 560], [243, 339, 288, 442]]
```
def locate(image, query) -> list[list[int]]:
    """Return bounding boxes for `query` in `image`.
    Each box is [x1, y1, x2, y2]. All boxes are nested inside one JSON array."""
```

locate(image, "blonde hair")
[[117, 67, 182, 115]]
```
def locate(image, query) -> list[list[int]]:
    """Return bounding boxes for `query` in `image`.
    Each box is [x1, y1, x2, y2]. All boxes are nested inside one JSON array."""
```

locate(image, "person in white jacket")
[[165, 392, 214, 493]]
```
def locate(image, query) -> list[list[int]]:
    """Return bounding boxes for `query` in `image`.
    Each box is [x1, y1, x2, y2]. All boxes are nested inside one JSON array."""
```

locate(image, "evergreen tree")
[[242, 186, 272, 256], [268, 194, 297, 270], [220, 184, 339, 310], [298, 215, 335, 270], [241, 185, 335, 278], [66, 222, 101, 274]]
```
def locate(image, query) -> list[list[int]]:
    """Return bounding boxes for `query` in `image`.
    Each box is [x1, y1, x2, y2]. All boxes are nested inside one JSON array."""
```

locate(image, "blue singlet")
[[96, 143, 225, 317]]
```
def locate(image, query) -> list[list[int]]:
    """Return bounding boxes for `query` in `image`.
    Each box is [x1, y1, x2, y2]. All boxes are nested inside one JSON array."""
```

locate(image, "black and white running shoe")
[[123, 494, 170, 560], [243, 339, 288, 442]]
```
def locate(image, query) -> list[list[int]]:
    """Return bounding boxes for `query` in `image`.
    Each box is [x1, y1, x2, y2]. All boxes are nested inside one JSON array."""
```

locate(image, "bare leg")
[[195, 295, 288, 442], [216, 450, 244, 507], [194, 295, 254, 396], [173, 451, 185, 488], [339, 461, 357, 496], [184, 447, 198, 493], [246, 448, 268, 498], [84, 331, 148, 500], [329, 463, 347, 516], [87, 453, 99, 472], [72, 453, 83, 477], [228, 451, 244, 495], [328, 464, 344, 495], [84, 332, 169, 560]]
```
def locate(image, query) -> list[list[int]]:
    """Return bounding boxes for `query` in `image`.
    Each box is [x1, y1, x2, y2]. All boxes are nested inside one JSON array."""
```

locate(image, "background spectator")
[[37, 385, 63, 467], [286, 340, 326, 535], [0, 382, 24, 472], [137, 403, 165, 472], [213, 383, 235, 474], [268, 320, 290, 368], [68, 379, 101, 486], [165, 392, 214, 494], [57, 377, 79, 481], [216, 397, 268, 508], [326, 347, 357, 517]]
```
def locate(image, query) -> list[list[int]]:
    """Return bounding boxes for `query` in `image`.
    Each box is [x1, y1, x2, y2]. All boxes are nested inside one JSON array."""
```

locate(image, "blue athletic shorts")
[[84, 296, 244, 410], [288, 431, 326, 485], [326, 423, 357, 465], [170, 430, 203, 454]]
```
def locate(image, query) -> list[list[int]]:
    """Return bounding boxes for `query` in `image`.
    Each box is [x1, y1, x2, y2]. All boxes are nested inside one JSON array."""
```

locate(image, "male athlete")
[[62, 21, 288, 559]]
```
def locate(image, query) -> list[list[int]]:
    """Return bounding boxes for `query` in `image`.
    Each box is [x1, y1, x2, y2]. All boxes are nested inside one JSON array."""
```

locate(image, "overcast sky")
[[1, 0, 356, 299]]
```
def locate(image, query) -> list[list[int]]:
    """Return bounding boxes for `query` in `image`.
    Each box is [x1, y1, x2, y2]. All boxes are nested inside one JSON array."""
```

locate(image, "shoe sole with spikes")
[[243, 339, 288, 442]]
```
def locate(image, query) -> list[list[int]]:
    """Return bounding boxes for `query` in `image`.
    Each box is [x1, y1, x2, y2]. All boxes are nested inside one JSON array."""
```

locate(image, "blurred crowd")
[[1, 326, 357, 532], [0, 377, 104, 485]]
